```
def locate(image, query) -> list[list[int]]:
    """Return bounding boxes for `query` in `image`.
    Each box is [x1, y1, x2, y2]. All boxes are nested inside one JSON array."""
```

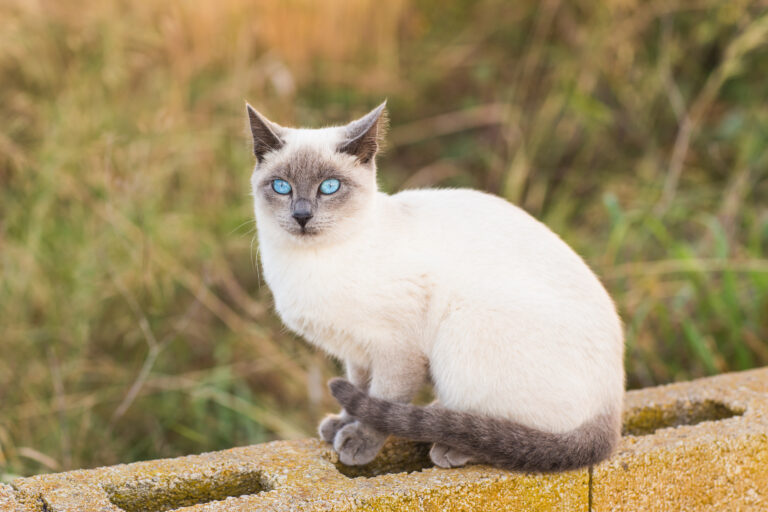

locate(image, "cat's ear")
[[246, 104, 284, 162], [338, 101, 388, 164]]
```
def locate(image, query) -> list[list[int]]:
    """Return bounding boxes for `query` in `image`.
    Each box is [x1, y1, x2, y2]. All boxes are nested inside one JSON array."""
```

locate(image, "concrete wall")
[[4, 367, 768, 511]]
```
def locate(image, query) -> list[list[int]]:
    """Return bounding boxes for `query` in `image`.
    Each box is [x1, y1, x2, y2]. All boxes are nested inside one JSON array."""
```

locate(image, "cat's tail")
[[329, 378, 619, 472]]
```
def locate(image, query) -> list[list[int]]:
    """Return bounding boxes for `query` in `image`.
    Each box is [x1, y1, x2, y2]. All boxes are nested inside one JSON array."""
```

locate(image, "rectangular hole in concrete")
[[622, 399, 744, 436], [334, 438, 434, 478], [104, 469, 270, 512]]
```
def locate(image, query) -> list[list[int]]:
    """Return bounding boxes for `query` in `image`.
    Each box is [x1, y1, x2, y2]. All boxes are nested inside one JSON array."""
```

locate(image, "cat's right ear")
[[246, 104, 284, 162]]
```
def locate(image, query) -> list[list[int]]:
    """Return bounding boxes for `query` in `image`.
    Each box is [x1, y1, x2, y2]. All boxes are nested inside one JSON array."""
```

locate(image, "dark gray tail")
[[329, 378, 619, 472]]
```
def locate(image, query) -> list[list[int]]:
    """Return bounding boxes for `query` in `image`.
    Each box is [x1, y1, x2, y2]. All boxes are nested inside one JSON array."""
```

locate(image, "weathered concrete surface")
[[7, 439, 587, 511], [0, 482, 36, 512], [595, 368, 768, 511], [5, 367, 768, 511], [0, 484, 19, 511]]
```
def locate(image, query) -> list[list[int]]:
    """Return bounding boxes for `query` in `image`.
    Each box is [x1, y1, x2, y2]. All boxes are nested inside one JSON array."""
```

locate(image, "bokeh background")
[[2, 0, 768, 480]]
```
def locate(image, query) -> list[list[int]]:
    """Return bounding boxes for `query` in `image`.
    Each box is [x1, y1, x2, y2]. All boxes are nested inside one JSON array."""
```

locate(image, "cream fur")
[[250, 112, 624, 437]]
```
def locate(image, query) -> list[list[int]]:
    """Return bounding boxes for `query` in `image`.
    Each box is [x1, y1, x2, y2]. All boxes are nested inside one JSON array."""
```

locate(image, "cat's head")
[[246, 102, 387, 246]]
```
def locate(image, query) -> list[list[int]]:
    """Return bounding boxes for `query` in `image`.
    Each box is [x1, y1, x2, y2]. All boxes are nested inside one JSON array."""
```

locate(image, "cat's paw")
[[333, 421, 387, 466], [429, 443, 473, 468], [318, 413, 354, 443]]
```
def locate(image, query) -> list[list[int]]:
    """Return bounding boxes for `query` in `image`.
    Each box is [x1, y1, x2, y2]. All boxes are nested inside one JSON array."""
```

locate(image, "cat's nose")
[[292, 199, 313, 227]]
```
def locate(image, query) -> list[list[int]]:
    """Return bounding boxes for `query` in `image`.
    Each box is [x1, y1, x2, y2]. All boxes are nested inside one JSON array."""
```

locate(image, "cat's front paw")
[[429, 443, 473, 468], [318, 412, 354, 443], [333, 421, 387, 466]]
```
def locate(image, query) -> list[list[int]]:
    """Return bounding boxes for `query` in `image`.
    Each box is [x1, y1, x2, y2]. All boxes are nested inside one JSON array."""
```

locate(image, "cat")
[[246, 101, 624, 472]]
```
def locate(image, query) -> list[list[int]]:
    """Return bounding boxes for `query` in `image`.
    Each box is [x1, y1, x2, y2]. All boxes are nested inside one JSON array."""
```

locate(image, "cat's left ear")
[[338, 101, 388, 164]]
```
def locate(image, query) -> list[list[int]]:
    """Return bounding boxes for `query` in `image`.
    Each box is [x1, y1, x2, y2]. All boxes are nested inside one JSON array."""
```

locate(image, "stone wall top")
[[4, 367, 768, 511]]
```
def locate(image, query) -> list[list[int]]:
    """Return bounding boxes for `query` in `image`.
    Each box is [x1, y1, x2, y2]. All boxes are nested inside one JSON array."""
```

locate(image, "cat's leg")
[[319, 361, 369, 443], [334, 351, 427, 465], [429, 443, 475, 468]]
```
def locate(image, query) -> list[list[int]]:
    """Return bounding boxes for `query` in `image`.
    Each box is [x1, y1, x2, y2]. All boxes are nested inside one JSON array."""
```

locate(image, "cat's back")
[[385, 187, 614, 309], [388, 187, 577, 265], [389, 187, 546, 241]]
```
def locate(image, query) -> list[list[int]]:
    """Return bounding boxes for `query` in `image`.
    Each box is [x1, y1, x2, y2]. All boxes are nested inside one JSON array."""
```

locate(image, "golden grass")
[[1, 0, 767, 479]]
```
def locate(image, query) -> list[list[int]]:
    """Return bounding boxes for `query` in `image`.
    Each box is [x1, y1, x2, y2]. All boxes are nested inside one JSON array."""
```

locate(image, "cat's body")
[[247, 102, 624, 471]]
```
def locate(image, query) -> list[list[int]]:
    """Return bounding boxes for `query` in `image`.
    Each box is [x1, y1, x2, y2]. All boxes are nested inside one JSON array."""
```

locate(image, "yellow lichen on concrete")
[[595, 367, 768, 511], [349, 467, 588, 512], [0, 482, 38, 512], [595, 436, 768, 511], [8, 437, 588, 511], [7, 367, 768, 511], [0, 484, 13, 507], [0, 483, 19, 512]]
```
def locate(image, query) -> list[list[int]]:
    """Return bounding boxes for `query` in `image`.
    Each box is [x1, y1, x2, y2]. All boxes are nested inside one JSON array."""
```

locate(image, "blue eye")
[[272, 179, 292, 195], [319, 178, 340, 195]]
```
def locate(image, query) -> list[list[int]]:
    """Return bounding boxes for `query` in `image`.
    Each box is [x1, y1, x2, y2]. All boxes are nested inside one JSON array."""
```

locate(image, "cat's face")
[[247, 103, 386, 245]]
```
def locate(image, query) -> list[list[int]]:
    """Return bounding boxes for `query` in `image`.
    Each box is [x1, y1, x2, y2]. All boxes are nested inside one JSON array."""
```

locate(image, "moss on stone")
[[623, 398, 743, 436], [8, 367, 768, 511]]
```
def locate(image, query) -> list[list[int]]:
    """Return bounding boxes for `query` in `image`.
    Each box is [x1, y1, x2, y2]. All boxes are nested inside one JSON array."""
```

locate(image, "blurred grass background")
[[1, 0, 767, 480]]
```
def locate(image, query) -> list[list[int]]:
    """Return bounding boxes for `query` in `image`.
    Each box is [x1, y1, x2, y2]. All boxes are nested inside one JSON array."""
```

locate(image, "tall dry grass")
[[1, 0, 767, 479]]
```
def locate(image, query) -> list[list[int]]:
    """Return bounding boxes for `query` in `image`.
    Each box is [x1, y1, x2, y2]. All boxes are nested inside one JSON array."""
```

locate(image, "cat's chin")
[[285, 227, 325, 243], [295, 228, 320, 238], [291, 224, 320, 235], [283, 226, 357, 248]]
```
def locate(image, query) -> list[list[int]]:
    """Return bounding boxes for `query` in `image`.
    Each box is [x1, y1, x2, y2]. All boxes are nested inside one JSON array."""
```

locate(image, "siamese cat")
[[246, 101, 624, 472]]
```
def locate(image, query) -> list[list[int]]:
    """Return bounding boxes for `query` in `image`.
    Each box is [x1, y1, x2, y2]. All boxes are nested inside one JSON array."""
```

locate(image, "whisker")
[[230, 218, 256, 236]]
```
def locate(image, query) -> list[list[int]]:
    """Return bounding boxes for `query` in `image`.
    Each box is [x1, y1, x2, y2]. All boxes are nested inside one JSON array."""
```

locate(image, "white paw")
[[430, 443, 473, 468]]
